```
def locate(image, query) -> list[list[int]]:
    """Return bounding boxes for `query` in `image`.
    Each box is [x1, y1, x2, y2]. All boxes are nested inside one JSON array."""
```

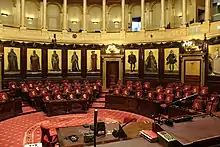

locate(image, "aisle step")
[[91, 102, 105, 108], [94, 97, 105, 102]]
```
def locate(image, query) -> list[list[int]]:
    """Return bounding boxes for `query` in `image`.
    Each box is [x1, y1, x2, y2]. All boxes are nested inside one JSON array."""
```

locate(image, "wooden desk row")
[[0, 99, 22, 121], [105, 95, 195, 118], [45, 99, 89, 116]]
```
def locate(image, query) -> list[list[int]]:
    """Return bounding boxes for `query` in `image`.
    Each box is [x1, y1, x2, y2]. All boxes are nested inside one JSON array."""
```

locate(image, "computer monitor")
[[132, 17, 141, 32]]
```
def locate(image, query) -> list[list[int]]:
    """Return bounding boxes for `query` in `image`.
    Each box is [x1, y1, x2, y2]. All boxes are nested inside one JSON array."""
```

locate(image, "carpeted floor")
[[0, 108, 152, 147]]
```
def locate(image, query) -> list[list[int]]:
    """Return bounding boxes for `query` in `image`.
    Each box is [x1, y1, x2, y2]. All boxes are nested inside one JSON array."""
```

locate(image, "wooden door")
[[106, 61, 119, 88]]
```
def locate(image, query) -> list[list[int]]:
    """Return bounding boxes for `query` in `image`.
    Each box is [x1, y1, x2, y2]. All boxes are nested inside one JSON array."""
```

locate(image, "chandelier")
[[106, 44, 120, 54]]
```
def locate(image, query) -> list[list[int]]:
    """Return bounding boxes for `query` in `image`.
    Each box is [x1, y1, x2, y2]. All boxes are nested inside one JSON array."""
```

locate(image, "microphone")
[[112, 118, 137, 138]]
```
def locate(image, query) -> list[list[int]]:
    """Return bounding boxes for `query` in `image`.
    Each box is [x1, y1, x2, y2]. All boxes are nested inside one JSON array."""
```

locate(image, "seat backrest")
[[206, 101, 218, 113], [157, 92, 165, 102], [165, 94, 174, 104], [136, 90, 143, 98], [156, 86, 163, 93], [29, 89, 37, 97], [192, 99, 204, 110], [175, 90, 183, 98], [68, 92, 76, 100], [0, 92, 8, 102], [122, 88, 129, 97], [192, 86, 200, 94], [143, 82, 150, 89], [200, 86, 208, 95], [113, 88, 120, 96], [165, 88, 173, 94]]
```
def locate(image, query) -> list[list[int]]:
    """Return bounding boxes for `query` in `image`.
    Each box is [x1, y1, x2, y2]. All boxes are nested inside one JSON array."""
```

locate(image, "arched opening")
[[107, 5, 121, 32], [0, 0, 14, 26], [25, 0, 40, 29], [68, 5, 82, 32], [47, 3, 61, 30], [88, 5, 102, 32]]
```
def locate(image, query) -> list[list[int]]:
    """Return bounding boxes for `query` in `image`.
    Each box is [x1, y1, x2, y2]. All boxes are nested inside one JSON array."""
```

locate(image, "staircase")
[[91, 89, 108, 109]]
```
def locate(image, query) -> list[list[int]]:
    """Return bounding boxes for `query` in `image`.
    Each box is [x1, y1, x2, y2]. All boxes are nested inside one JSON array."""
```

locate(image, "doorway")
[[106, 61, 119, 88]]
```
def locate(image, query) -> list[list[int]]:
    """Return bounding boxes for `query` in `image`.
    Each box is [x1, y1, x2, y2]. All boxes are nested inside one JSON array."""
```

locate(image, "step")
[[22, 106, 37, 114], [94, 97, 105, 102], [91, 102, 105, 108], [102, 89, 109, 93]]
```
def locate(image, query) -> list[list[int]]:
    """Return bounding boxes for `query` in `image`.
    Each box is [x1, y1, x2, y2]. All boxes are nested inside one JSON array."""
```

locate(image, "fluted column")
[[149, 10, 153, 30], [182, 0, 187, 26], [102, 0, 106, 32], [43, 0, 47, 30], [21, 0, 25, 28], [205, 0, 211, 21], [141, 0, 145, 30], [160, 0, 165, 28], [83, 0, 87, 32], [63, 0, 67, 31], [121, 0, 125, 31]]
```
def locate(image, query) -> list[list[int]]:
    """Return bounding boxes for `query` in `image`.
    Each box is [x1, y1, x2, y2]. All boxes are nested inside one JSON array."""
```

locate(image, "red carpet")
[[0, 109, 152, 147]]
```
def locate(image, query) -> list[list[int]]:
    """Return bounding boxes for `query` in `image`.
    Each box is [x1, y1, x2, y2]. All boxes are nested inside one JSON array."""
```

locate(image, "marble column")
[[43, 0, 47, 30], [102, 0, 106, 32], [141, 0, 145, 30], [149, 10, 153, 30], [83, 0, 87, 32], [63, 0, 67, 31], [205, 0, 211, 21], [21, 0, 25, 27], [121, 0, 125, 31], [160, 0, 165, 28], [182, 0, 187, 26]]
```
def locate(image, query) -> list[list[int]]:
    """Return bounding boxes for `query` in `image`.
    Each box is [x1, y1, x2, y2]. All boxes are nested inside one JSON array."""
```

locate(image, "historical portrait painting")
[[4, 47, 20, 73], [48, 49, 62, 73], [87, 50, 100, 72], [164, 48, 179, 74], [27, 48, 41, 73], [68, 50, 81, 73], [125, 49, 139, 73], [144, 49, 158, 74], [208, 45, 220, 76]]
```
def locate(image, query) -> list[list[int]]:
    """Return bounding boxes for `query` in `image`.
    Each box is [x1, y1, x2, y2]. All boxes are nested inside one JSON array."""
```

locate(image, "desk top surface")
[[160, 116, 220, 145], [56, 122, 119, 147]]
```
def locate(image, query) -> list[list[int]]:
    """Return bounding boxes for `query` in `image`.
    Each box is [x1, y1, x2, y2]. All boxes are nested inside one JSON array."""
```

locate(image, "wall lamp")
[[72, 21, 78, 24], [113, 21, 120, 24], [27, 17, 34, 20], [1, 13, 8, 17], [92, 21, 99, 24]]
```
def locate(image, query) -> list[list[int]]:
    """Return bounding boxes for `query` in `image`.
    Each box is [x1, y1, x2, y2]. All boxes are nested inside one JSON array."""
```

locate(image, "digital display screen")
[[132, 22, 141, 32], [132, 17, 141, 32]]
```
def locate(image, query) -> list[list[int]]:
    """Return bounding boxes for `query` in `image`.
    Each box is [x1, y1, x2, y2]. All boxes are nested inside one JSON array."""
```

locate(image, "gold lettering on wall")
[[4, 47, 20, 73], [125, 49, 139, 73]]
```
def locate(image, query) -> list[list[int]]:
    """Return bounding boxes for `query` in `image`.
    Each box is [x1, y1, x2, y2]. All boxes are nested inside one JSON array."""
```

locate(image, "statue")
[[128, 51, 136, 72], [7, 49, 18, 71], [51, 50, 60, 71], [71, 51, 79, 72], [30, 50, 40, 72], [91, 51, 97, 71], [145, 51, 157, 72], [166, 50, 177, 72]]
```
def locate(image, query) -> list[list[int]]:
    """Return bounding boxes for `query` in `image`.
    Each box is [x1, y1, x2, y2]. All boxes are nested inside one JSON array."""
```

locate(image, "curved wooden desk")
[[105, 94, 195, 119]]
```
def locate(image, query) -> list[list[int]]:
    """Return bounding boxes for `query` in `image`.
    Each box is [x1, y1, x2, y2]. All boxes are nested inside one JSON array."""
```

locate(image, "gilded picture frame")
[[4, 47, 20, 74], [164, 48, 179, 74], [87, 50, 101, 73], [27, 48, 42, 74], [144, 49, 159, 74], [125, 49, 139, 73], [48, 49, 62, 73], [68, 49, 81, 73], [208, 44, 220, 76]]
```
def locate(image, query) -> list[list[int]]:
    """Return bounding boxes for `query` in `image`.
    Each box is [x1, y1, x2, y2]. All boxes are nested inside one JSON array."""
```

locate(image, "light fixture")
[[113, 21, 120, 24], [1, 13, 8, 17], [92, 21, 99, 24], [27, 17, 33, 20], [71, 20, 78, 24]]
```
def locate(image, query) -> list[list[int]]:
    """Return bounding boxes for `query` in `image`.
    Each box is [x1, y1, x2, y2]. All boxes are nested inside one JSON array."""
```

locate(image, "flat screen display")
[[132, 22, 141, 32]]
